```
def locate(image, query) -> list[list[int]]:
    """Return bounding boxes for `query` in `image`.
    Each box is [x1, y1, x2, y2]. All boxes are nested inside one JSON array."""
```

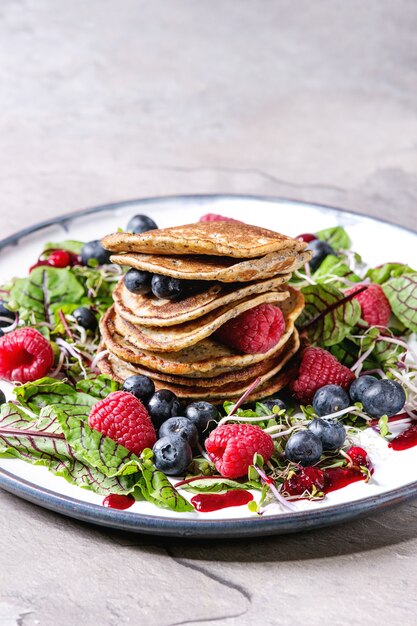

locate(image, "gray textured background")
[[1, 1, 417, 625]]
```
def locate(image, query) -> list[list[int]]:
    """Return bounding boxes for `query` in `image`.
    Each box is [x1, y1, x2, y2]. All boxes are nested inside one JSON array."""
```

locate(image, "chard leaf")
[[76, 375, 120, 399], [382, 273, 417, 332], [298, 284, 361, 346], [14, 377, 96, 417], [55, 408, 193, 512], [312, 255, 361, 288], [9, 266, 85, 329], [316, 226, 351, 250], [0, 403, 132, 495], [366, 263, 413, 285], [43, 240, 83, 254], [179, 477, 261, 494]]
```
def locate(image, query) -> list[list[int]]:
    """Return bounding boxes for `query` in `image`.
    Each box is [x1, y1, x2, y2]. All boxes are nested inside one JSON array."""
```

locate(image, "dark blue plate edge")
[[2, 464, 417, 538], [1, 193, 416, 538]]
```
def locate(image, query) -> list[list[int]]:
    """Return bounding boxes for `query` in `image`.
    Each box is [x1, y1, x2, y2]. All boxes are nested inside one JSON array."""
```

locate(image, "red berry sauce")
[[324, 467, 367, 493], [389, 424, 417, 451], [102, 494, 135, 510], [283, 460, 370, 498], [191, 490, 253, 512]]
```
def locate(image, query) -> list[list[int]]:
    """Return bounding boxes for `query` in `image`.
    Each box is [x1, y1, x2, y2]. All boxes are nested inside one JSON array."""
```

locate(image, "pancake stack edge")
[[97, 221, 311, 404]]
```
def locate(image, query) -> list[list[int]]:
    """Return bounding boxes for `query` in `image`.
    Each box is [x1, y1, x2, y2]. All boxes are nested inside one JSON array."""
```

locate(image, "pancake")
[[99, 330, 300, 401], [113, 291, 290, 352], [114, 274, 291, 327], [99, 288, 304, 376], [109, 249, 311, 283], [103, 348, 285, 388], [102, 221, 308, 258]]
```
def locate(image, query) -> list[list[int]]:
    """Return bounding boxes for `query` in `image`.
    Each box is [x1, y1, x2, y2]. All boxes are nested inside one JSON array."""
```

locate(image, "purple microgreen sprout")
[[251, 464, 297, 512]]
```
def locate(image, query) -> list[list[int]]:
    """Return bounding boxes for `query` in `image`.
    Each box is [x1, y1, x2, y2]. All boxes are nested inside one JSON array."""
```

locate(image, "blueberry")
[[151, 275, 185, 300], [262, 397, 286, 412], [127, 214, 158, 234], [0, 329, 3, 338], [72, 307, 98, 331], [147, 389, 181, 429], [361, 379, 406, 418], [285, 430, 323, 466], [0, 302, 16, 328], [124, 268, 152, 295], [184, 401, 219, 434], [312, 384, 350, 417], [159, 417, 198, 448], [308, 418, 346, 451], [81, 240, 111, 266], [153, 435, 192, 476], [349, 375, 378, 403], [0, 389, 5, 405], [308, 239, 335, 271], [122, 375, 155, 403]]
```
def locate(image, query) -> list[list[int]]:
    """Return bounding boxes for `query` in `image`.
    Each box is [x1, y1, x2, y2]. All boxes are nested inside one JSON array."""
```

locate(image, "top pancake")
[[102, 221, 308, 259]]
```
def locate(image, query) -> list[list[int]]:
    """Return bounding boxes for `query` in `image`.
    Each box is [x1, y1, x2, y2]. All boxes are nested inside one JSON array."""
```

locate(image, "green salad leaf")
[[316, 226, 351, 250], [2, 378, 193, 512], [298, 284, 361, 346], [43, 240, 83, 254], [312, 254, 361, 288], [178, 476, 261, 494], [383, 272, 417, 332], [9, 266, 85, 331], [0, 403, 133, 495], [365, 263, 412, 285]]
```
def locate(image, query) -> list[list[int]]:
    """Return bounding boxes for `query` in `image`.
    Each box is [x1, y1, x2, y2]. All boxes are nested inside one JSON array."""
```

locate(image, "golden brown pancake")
[[102, 221, 308, 258], [110, 250, 311, 283], [114, 275, 291, 327], [99, 330, 299, 401], [99, 288, 304, 376], [113, 291, 289, 352]]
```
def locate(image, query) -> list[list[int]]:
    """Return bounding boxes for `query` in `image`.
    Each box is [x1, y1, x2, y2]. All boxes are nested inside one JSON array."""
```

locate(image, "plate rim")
[[1, 193, 416, 537]]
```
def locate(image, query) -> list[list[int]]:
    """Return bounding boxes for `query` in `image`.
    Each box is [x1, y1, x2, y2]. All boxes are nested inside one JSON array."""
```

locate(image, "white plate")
[[0, 195, 416, 538]]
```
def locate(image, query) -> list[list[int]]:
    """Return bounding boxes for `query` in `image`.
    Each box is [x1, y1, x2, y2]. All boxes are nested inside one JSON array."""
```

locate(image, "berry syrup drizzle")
[[102, 494, 135, 510], [190, 490, 253, 513], [389, 424, 417, 451]]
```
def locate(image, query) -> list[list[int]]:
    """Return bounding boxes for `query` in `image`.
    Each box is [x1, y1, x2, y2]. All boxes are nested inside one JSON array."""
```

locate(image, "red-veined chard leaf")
[[54, 408, 193, 512], [0, 404, 133, 495], [365, 263, 413, 285], [9, 378, 193, 512], [382, 273, 417, 332], [14, 377, 96, 417], [9, 266, 85, 329], [76, 375, 120, 399], [298, 284, 361, 346]]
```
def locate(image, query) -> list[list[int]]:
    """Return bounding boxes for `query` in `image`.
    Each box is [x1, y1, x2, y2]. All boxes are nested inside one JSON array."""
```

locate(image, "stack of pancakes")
[[98, 221, 311, 404]]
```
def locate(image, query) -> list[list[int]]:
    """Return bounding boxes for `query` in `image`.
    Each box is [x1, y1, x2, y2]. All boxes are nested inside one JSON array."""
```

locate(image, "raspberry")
[[205, 423, 274, 479], [88, 391, 156, 455], [0, 327, 54, 383], [199, 213, 242, 223], [290, 347, 355, 405], [216, 304, 285, 354], [346, 446, 372, 470], [346, 284, 391, 327]]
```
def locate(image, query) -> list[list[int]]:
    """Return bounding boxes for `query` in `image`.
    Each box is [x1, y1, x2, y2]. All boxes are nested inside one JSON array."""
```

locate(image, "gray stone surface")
[[0, 1, 417, 624]]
